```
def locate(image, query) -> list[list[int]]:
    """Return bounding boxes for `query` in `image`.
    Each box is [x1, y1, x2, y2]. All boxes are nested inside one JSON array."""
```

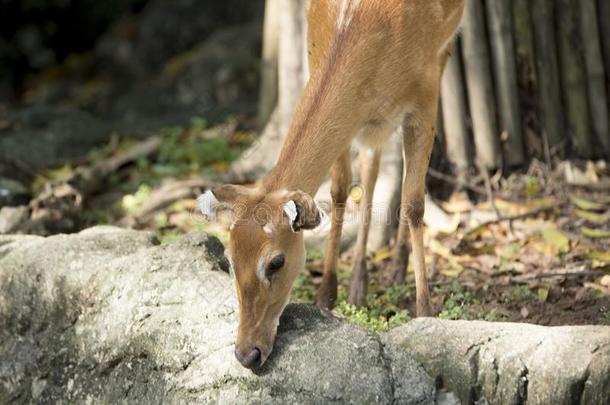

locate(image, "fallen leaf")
[[424, 194, 460, 234], [350, 184, 363, 204], [574, 209, 610, 224], [440, 267, 463, 278], [585, 251, 610, 264], [520, 306, 529, 318], [541, 229, 570, 255], [569, 195, 606, 211], [565, 161, 599, 184], [537, 287, 549, 303], [442, 191, 474, 213], [580, 227, 610, 239], [373, 247, 392, 263]]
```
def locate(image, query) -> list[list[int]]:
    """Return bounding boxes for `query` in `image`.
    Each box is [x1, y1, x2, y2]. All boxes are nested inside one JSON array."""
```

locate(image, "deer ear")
[[197, 190, 221, 220], [197, 184, 251, 221], [282, 191, 323, 232]]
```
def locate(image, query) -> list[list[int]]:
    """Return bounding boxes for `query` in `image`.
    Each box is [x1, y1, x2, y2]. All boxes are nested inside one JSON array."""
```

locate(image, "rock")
[[94, 0, 264, 82], [0, 178, 30, 207], [0, 106, 113, 178], [3, 226, 609, 404], [107, 21, 262, 125], [1, 19, 263, 181], [0, 226, 434, 404], [384, 318, 610, 405], [0, 205, 29, 233]]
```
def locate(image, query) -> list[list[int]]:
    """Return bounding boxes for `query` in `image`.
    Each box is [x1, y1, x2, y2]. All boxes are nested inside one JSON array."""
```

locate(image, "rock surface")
[[0, 227, 433, 404], [385, 319, 610, 405], [1, 226, 609, 404]]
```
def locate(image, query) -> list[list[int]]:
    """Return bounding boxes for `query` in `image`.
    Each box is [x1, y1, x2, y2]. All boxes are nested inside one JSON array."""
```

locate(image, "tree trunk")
[[257, 0, 281, 126], [530, 0, 565, 155], [579, 0, 610, 158], [485, 0, 524, 167], [226, 0, 308, 182], [440, 39, 471, 182], [461, 0, 501, 169], [556, 0, 593, 158], [598, 0, 610, 107], [278, 0, 308, 137]]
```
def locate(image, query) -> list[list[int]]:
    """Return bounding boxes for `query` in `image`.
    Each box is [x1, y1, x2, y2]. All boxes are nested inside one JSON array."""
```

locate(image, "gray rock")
[[0, 178, 30, 207], [384, 318, 610, 405], [3, 226, 608, 404], [0, 205, 29, 234], [0, 226, 434, 404], [0, 106, 113, 178], [94, 0, 264, 82]]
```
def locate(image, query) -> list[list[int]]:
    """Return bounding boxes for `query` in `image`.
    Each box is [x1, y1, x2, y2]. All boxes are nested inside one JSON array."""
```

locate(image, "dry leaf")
[[541, 229, 570, 255], [520, 306, 529, 318], [569, 195, 606, 211], [424, 194, 460, 234], [580, 227, 610, 239], [585, 251, 610, 264], [574, 209, 610, 224], [537, 287, 549, 302], [373, 247, 392, 263]]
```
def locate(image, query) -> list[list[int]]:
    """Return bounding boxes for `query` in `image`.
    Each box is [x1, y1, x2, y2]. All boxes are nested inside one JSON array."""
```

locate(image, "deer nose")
[[235, 346, 262, 369]]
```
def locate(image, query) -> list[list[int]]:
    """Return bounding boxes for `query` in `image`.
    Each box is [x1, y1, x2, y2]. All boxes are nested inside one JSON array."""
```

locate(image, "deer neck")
[[264, 31, 378, 196]]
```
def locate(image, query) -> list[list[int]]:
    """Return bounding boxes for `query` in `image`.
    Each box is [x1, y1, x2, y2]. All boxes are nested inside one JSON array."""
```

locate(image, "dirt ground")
[[7, 118, 610, 330]]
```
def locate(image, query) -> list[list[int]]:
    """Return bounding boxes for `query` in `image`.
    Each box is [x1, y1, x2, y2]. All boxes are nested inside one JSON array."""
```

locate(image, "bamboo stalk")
[[486, 0, 524, 167], [598, 0, 610, 97], [512, 0, 537, 87], [556, 0, 593, 158], [461, 0, 501, 169], [530, 0, 565, 155], [440, 39, 471, 181], [257, 0, 281, 126], [580, 0, 610, 158]]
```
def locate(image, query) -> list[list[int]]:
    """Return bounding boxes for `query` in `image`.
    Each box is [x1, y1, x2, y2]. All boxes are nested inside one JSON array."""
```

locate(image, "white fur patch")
[[197, 190, 219, 221], [263, 222, 274, 235], [337, 0, 361, 30], [283, 200, 298, 230], [256, 256, 267, 282]]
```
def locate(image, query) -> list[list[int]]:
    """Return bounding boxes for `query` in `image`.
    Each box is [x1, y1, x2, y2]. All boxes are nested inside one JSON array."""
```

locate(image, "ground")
[[16, 117, 610, 331]]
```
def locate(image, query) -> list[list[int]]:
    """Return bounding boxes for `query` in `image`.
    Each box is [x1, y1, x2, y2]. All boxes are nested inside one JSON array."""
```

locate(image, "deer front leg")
[[400, 110, 436, 317], [316, 151, 352, 309], [348, 146, 381, 307]]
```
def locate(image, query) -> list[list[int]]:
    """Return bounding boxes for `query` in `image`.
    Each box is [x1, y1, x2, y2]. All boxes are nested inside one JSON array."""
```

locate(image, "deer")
[[198, 0, 465, 369]]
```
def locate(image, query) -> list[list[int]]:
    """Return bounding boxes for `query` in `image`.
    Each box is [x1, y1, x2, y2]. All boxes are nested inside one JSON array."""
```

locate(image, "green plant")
[[334, 302, 410, 332], [306, 249, 325, 261], [436, 282, 506, 321], [508, 285, 536, 303], [291, 273, 316, 302], [600, 309, 610, 325]]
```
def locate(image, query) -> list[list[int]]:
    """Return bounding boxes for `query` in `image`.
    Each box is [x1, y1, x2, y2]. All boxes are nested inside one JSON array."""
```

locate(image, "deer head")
[[198, 184, 323, 369]]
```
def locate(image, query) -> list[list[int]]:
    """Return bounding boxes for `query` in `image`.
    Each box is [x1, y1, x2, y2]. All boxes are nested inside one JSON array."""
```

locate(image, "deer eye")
[[268, 254, 285, 273]]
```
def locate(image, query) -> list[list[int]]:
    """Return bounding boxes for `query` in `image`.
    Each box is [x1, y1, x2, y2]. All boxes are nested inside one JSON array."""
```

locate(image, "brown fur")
[[211, 0, 465, 368]]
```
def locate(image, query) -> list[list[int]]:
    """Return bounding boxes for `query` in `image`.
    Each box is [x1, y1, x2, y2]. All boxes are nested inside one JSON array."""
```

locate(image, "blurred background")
[[0, 0, 609, 327]]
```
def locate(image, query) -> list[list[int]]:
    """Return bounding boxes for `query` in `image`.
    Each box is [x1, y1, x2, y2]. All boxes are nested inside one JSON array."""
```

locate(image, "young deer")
[[199, 0, 464, 369]]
